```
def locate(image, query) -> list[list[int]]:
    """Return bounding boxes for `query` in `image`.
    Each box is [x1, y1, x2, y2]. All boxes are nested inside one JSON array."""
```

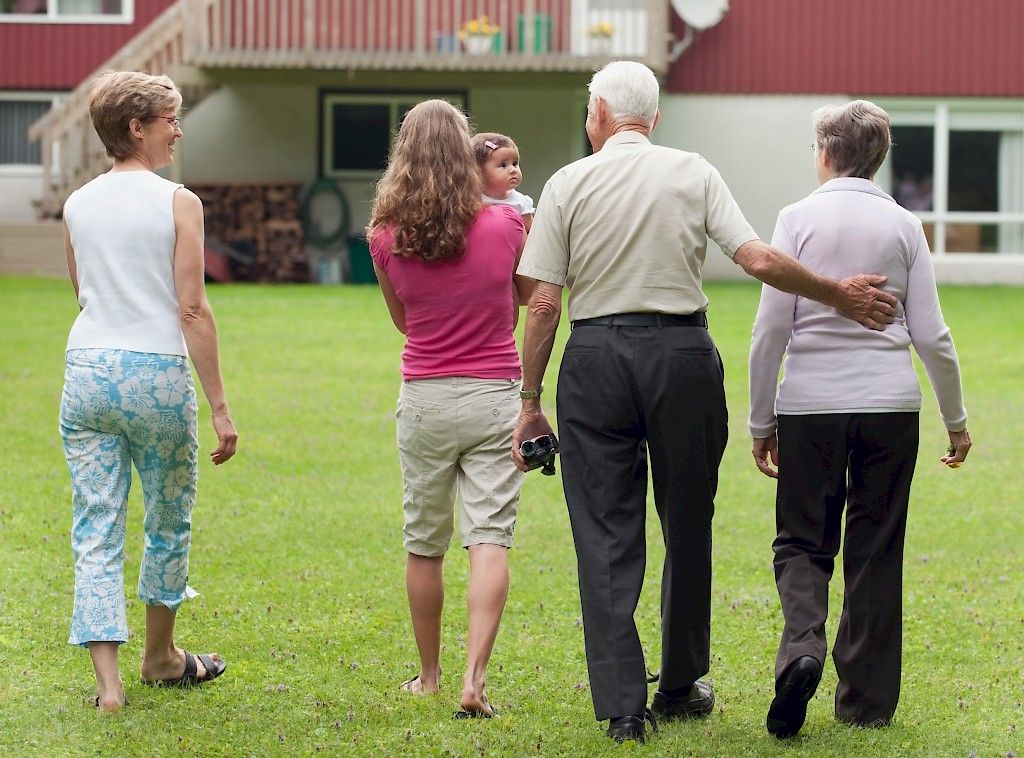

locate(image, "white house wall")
[[178, 71, 588, 242], [657, 93, 1024, 285], [655, 94, 847, 281]]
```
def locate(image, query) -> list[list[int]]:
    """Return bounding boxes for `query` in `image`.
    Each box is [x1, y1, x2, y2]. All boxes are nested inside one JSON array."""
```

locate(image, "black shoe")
[[650, 679, 715, 721], [766, 656, 822, 739], [606, 708, 658, 744]]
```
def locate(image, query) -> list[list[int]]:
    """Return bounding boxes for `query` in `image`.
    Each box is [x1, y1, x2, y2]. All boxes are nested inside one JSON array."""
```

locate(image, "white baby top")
[[483, 188, 535, 216]]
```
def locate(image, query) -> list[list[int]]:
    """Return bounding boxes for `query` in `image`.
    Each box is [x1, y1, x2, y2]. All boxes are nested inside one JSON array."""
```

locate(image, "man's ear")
[[651, 109, 661, 131]]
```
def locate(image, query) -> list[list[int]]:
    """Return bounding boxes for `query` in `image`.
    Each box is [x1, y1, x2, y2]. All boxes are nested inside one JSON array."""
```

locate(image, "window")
[[0, 0, 131, 23], [0, 97, 53, 166], [883, 102, 1024, 255], [320, 92, 467, 179]]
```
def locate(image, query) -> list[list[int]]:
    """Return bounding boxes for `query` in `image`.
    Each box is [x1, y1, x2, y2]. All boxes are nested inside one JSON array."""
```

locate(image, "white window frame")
[[320, 91, 466, 180], [0, 91, 63, 177], [0, 0, 133, 24], [880, 98, 1024, 256]]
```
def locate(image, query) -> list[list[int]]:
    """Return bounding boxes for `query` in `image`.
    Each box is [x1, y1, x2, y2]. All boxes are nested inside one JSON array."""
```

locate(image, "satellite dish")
[[671, 0, 728, 30]]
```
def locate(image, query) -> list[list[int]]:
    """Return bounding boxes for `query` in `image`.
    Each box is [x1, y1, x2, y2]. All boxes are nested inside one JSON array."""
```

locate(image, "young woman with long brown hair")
[[368, 99, 533, 718]]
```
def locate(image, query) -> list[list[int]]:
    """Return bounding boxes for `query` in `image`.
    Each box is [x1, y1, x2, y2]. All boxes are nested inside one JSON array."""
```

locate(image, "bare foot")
[[400, 669, 440, 695], [459, 681, 495, 717], [141, 647, 221, 683], [94, 680, 125, 712]]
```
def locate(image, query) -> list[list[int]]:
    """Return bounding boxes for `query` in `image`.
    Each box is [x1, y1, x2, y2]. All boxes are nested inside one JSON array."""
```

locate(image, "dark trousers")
[[556, 322, 728, 720], [774, 412, 919, 725]]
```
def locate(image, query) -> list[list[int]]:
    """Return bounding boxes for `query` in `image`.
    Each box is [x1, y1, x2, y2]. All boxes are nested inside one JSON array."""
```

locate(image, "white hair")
[[587, 61, 659, 127]]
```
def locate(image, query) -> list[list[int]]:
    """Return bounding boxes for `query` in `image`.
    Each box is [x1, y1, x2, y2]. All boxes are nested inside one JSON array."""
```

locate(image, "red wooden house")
[[2, 0, 1022, 282]]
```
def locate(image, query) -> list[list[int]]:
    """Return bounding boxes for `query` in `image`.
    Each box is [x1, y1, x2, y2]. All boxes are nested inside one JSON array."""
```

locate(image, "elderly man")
[[512, 62, 898, 744]]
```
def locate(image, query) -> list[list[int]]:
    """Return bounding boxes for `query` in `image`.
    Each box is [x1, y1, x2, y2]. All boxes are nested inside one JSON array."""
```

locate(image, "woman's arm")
[[172, 187, 237, 465], [748, 216, 799, 477], [903, 225, 970, 465], [373, 262, 406, 334], [63, 221, 80, 303]]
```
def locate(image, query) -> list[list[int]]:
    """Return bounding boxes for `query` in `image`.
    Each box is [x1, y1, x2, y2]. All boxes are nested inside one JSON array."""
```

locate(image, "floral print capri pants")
[[59, 349, 199, 647]]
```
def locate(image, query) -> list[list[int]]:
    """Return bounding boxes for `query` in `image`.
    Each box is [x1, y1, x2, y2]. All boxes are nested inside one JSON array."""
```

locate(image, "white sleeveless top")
[[64, 171, 188, 356]]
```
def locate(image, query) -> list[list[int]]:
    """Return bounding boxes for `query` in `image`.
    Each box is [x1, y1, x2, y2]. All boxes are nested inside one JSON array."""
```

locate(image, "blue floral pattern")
[[59, 349, 199, 647]]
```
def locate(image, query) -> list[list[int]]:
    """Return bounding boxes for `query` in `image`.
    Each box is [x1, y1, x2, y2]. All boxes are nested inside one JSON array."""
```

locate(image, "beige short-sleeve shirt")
[[517, 131, 758, 321]]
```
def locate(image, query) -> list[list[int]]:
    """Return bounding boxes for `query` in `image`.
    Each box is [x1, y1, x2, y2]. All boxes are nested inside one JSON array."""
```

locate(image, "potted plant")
[[587, 21, 613, 55], [459, 15, 499, 54]]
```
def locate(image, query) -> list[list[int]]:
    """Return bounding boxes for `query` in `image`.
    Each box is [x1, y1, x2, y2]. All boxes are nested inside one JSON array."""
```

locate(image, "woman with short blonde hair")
[[368, 99, 533, 718], [61, 70, 237, 710]]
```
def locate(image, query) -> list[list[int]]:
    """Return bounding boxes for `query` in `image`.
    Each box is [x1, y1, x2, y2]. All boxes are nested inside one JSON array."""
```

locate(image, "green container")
[[347, 236, 377, 284], [517, 13, 551, 54]]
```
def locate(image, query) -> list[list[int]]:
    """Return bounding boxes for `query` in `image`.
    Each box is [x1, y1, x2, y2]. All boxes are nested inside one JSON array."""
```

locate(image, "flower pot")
[[588, 35, 612, 55], [463, 34, 494, 54]]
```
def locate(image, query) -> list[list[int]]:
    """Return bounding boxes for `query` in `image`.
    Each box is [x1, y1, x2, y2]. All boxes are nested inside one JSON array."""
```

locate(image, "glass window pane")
[[942, 222, 1024, 255], [948, 131, 1000, 212], [1, 0, 46, 13], [56, 0, 122, 13], [330, 103, 390, 172], [891, 126, 934, 211], [946, 223, 1024, 254], [0, 100, 50, 164]]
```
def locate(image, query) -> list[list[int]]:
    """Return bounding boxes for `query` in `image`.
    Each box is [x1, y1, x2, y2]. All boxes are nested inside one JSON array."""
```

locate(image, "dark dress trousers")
[[556, 317, 728, 720], [774, 411, 919, 725]]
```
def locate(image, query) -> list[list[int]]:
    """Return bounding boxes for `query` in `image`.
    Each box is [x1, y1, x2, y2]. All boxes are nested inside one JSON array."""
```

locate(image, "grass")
[[0, 276, 1021, 757]]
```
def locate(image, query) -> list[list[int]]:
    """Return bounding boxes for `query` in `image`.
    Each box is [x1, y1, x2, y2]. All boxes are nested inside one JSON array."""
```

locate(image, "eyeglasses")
[[156, 116, 182, 128]]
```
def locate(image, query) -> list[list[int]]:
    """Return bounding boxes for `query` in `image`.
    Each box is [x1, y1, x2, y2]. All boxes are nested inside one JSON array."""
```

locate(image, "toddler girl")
[[472, 132, 534, 231]]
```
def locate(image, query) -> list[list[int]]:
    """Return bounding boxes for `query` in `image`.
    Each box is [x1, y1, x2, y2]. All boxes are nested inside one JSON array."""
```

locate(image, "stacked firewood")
[[189, 182, 309, 283]]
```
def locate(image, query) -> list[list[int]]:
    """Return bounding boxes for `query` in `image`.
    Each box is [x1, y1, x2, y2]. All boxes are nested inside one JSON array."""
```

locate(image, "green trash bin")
[[517, 13, 551, 53], [347, 236, 377, 284]]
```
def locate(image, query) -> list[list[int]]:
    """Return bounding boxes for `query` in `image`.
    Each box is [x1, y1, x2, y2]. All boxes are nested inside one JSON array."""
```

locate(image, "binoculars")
[[519, 433, 559, 476]]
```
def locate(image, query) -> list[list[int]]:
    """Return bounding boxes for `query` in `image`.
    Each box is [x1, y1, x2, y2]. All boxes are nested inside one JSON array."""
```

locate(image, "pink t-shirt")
[[370, 204, 525, 381]]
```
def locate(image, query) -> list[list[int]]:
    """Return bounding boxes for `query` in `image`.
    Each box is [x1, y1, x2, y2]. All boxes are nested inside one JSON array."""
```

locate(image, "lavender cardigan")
[[748, 177, 967, 439]]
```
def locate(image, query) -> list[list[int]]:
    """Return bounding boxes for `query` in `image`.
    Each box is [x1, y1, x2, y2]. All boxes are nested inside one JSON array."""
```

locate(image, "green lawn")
[[0, 277, 1020, 757]]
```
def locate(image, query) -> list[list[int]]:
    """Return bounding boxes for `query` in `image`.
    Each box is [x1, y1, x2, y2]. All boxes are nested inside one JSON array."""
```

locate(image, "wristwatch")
[[520, 385, 543, 400]]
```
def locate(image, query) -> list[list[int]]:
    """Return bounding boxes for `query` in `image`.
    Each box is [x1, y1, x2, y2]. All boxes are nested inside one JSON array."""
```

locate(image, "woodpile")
[[189, 181, 309, 283]]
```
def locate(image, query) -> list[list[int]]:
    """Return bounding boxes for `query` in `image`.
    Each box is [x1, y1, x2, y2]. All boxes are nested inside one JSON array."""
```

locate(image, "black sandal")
[[146, 651, 226, 688], [453, 703, 498, 719]]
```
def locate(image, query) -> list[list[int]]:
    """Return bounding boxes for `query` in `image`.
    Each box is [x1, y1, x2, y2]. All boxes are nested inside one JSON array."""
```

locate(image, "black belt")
[[571, 312, 707, 329]]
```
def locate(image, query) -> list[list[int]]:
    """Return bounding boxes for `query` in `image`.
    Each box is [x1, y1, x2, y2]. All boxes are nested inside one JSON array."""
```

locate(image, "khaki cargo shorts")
[[396, 377, 523, 556]]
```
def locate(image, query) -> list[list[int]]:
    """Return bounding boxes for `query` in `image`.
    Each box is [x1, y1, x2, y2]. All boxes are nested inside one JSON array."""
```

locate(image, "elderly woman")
[[60, 71, 237, 711], [368, 100, 532, 718], [748, 100, 971, 738]]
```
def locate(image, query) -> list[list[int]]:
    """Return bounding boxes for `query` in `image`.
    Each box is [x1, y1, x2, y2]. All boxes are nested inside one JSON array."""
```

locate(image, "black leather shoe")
[[650, 679, 715, 721], [766, 656, 822, 739], [606, 708, 658, 744]]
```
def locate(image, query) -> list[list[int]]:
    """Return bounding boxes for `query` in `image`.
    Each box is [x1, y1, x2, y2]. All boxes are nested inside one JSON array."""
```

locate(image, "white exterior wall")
[[178, 71, 588, 241], [657, 93, 1024, 285], [10, 81, 1023, 285], [655, 94, 845, 281], [0, 169, 45, 221]]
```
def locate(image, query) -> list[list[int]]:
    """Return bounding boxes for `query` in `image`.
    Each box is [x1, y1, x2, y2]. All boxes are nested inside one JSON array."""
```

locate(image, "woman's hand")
[[511, 405, 554, 472], [941, 428, 971, 468], [210, 410, 238, 465], [752, 433, 779, 479]]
